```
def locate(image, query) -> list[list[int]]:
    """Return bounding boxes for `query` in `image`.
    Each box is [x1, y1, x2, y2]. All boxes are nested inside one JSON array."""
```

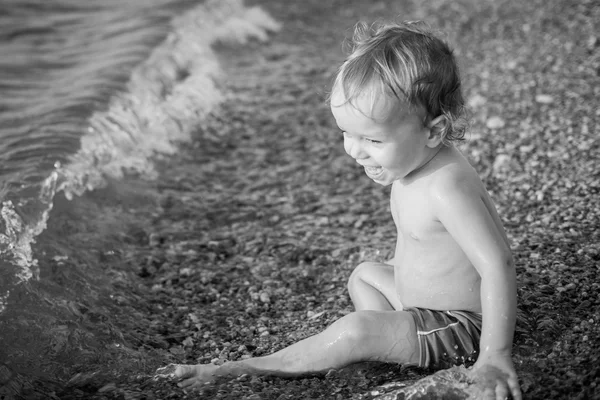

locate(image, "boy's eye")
[[341, 131, 381, 144]]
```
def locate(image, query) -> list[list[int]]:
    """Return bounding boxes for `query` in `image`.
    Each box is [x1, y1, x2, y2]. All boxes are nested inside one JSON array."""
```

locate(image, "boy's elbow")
[[503, 253, 515, 269], [495, 244, 514, 269], [497, 253, 517, 288], [498, 253, 516, 278], [482, 251, 515, 276]]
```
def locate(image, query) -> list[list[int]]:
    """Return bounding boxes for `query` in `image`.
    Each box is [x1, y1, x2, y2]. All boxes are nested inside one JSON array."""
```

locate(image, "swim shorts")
[[405, 307, 482, 369]]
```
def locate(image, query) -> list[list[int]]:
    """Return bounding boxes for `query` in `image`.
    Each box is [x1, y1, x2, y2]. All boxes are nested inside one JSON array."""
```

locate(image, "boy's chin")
[[370, 174, 395, 186], [373, 179, 394, 186], [365, 168, 395, 186]]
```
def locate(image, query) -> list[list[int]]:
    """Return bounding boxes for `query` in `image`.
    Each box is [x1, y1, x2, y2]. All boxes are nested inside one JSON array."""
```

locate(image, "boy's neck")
[[400, 144, 447, 184]]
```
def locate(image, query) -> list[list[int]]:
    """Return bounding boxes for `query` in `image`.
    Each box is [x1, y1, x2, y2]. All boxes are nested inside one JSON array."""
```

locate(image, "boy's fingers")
[[508, 378, 522, 400], [483, 387, 495, 400], [495, 382, 508, 400]]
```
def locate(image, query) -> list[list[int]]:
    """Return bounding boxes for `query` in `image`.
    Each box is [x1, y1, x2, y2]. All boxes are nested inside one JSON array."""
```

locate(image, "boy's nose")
[[344, 136, 366, 160]]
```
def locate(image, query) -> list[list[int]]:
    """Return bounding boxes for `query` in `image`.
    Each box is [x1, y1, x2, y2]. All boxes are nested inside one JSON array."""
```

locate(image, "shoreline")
[[5, 0, 599, 398]]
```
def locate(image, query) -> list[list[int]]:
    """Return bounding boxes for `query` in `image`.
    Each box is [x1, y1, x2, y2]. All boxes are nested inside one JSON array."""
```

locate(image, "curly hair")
[[332, 20, 468, 144]]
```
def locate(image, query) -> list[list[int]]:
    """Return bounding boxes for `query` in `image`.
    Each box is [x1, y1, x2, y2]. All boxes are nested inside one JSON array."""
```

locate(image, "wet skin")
[[170, 89, 522, 400]]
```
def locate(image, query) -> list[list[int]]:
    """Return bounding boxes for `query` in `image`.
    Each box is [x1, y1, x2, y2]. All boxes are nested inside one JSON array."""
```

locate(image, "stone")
[[492, 154, 512, 175], [535, 94, 554, 104], [259, 292, 270, 303], [486, 116, 505, 129]]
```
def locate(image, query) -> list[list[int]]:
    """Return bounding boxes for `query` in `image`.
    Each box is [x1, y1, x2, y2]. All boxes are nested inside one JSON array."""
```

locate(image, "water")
[[0, 0, 279, 395], [369, 367, 484, 399], [0, 0, 279, 299]]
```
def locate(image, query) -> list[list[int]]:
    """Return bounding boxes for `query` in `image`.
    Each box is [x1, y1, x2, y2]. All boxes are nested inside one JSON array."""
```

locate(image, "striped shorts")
[[405, 307, 482, 369]]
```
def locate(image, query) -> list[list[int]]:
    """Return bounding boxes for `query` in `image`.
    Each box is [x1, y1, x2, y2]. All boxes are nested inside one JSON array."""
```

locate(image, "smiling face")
[[330, 86, 438, 186]]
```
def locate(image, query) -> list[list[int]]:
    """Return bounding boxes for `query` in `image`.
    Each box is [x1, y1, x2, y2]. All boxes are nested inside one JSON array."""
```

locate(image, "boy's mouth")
[[364, 165, 383, 178]]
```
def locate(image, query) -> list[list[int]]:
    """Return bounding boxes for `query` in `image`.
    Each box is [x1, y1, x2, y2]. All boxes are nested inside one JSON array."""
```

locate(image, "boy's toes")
[[179, 377, 202, 389], [154, 363, 178, 380], [174, 364, 196, 379]]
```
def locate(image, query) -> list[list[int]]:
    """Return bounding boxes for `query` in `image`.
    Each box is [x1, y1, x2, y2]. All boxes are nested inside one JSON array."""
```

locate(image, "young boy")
[[170, 21, 521, 400]]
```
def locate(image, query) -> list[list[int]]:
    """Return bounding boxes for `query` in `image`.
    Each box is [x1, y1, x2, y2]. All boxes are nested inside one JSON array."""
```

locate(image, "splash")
[[370, 366, 485, 400], [0, 0, 280, 308]]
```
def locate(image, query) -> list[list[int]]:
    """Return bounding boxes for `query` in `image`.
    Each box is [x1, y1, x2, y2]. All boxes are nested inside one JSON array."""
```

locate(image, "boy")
[[170, 21, 521, 400]]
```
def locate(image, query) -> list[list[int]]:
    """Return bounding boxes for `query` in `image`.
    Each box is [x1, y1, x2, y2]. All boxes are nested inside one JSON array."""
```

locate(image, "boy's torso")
[[389, 147, 496, 313]]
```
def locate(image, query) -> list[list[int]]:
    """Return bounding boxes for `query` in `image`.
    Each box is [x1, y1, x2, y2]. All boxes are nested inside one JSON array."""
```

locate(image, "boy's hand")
[[469, 353, 522, 400]]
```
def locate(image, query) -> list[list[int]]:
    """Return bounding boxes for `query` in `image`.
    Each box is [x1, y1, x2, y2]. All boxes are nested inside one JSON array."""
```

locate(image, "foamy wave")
[[59, 0, 280, 198], [0, 0, 280, 295]]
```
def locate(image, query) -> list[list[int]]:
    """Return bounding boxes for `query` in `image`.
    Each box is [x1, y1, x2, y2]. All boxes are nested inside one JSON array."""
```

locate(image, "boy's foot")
[[176, 363, 220, 388], [155, 363, 219, 388]]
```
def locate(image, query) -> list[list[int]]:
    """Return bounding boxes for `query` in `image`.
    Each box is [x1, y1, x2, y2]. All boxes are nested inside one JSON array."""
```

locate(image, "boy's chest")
[[390, 184, 445, 240]]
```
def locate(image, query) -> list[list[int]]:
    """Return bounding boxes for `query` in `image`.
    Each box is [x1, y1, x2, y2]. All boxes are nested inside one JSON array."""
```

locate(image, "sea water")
[[0, 0, 279, 395]]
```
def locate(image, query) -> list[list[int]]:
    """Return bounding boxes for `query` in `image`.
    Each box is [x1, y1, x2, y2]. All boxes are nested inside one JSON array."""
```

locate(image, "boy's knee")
[[347, 262, 377, 291], [332, 311, 373, 344]]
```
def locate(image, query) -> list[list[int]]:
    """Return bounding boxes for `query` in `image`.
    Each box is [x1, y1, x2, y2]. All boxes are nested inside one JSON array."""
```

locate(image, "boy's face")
[[330, 87, 433, 186]]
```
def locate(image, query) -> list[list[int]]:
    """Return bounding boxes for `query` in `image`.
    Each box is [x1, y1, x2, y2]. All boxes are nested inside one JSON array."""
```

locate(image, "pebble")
[[486, 116, 505, 129], [151, 284, 163, 292], [308, 311, 325, 320], [535, 94, 554, 104], [468, 94, 487, 108], [148, 233, 161, 247], [519, 144, 535, 153], [505, 60, 518, 70], [565, 283, 576, 290], [0, 365, 12, 385], [493, 154, 512, 174], [97, 383, 116, 393], [259, 292, 270, 303]]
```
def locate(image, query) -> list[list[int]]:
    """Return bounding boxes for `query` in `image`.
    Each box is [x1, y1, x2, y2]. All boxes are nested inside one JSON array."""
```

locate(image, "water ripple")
[[0, 0, 280, 309]]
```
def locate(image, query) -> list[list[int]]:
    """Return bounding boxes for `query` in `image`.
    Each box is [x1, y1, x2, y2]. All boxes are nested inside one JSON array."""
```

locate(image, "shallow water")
[[0, 0, 280, 296], [0, 0, 280, 395], [0, 0, 184, 294]]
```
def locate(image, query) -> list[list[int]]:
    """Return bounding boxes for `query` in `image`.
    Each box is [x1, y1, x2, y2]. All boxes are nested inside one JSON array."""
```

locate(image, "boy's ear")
[[426, 115, 447, 148]]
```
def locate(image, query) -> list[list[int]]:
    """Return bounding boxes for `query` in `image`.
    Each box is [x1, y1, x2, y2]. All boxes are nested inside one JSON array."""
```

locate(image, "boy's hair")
[[332, 20, 467, 144]]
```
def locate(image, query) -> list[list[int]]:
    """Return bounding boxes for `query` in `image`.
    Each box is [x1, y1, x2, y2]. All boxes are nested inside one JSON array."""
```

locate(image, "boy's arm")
[[431, 178, 521, 400]]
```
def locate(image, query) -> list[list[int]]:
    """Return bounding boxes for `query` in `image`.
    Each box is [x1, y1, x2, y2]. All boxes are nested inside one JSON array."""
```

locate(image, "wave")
[[0, 0, 280, 312]]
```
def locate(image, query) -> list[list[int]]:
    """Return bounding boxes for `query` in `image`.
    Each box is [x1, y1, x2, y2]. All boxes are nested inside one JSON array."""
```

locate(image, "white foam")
[[0, 0, 280, 305]]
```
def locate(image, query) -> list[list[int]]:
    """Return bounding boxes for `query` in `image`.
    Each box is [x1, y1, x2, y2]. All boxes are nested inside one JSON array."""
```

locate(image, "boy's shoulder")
[[426, 148, 486, 199], [394, 147, 485, 200]]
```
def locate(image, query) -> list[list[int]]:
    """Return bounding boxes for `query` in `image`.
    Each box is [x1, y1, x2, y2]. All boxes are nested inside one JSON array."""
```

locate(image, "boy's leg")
[[348, 262, 402, 311], [175, 310, 419, 389]]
